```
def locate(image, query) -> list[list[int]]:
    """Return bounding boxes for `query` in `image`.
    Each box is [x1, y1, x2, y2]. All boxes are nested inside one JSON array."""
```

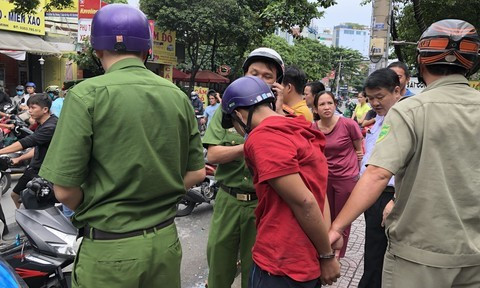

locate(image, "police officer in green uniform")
[[204, 47, 284, 288], [39, 5, 205, 288]]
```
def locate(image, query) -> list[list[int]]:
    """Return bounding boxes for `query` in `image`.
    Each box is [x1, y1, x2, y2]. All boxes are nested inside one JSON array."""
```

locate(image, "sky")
[[127, 0, 372, 30], [127, 0, 139, 8], [314, 0, 373, 31]]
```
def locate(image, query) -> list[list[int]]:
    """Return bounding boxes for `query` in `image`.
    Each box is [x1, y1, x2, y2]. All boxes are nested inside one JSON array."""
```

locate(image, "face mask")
[[16, 91, 24, 96], [48, 93, 55, 100]]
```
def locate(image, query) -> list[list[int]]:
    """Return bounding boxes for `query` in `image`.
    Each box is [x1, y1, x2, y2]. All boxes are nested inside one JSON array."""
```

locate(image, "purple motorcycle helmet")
[[221, 76, 275, 130], [91, 4, 151, 52]]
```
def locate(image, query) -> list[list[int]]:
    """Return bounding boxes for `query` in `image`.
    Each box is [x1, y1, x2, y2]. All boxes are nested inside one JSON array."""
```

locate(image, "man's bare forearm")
[[53, 185, 84, 211], [207, 144, 244, 164], [270, 174, 332, 255], [331, 165, 391, 233]]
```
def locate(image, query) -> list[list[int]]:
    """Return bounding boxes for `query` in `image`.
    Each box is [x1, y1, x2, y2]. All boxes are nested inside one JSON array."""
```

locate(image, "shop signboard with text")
[[46, 0, 78, 18], [150, 28, 177, 65], [0, 0, 46, 35], [78, 0, 105, 19]]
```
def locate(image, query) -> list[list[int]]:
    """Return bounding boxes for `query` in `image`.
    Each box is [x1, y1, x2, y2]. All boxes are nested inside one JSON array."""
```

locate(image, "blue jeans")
[[249, 262, 321, 288]]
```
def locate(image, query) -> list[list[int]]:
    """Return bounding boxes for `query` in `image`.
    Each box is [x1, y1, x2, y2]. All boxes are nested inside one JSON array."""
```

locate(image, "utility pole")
[[335, 56, 343, 97], [368, 0, 393, 74]]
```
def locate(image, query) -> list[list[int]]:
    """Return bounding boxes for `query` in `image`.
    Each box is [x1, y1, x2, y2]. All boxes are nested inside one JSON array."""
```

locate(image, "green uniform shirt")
[[202, 108, 254, 192], [40, 58, 205, 232], [368, 74, 480, 267]]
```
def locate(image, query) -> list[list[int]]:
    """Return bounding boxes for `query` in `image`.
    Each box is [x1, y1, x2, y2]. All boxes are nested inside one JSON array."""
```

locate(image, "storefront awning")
[[0, 30, 62, 56]]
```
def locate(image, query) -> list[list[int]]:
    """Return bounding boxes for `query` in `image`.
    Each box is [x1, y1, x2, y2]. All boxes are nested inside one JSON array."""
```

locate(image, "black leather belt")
[[80, 217, 174, 240], [219, 183, 257, 201], [384, 186, 395, 193]]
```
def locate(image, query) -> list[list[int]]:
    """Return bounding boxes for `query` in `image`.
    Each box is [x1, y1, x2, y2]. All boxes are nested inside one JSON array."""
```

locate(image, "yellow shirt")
[[290, 100, 313, 122], [354, 103, 371, 120]]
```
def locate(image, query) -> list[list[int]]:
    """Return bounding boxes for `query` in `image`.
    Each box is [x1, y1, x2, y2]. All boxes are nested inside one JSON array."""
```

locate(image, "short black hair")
[[305, 81, 325, 95], [207, 89, 217, 97], [425, 64, 468, 77], [27, 93, 52, 110], [363, 68, 400, 93], [388, 61, 410, 78], [282, 66, 307, 94]]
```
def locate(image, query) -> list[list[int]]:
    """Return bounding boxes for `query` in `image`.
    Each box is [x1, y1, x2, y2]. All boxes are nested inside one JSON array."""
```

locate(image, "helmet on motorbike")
[[25, 82, 36, 89], [221, 76, 275, 130], [417, 19, 480, 76], [190, 91, 199, 98], [91, 4, 152, 52], [242, 47, 285, 83], [45, 85, 60, 95]]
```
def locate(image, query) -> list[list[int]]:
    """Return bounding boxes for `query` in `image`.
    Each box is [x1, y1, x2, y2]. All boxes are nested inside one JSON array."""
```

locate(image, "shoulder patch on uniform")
[[377, 124, 390, 143]]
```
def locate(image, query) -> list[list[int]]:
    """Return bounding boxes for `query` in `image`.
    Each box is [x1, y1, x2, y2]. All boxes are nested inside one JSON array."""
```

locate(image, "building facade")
[[333, 24, 370, 57]]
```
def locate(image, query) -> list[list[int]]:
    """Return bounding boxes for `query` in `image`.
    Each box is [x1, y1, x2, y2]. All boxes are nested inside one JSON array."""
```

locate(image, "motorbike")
[[196, 115, 207, 137], [0, 114, 33, 195], [1, 178, 76, 288], [0, 255, 28, 288], [0, 152, 30, 196], [177, 161, 218, 217]]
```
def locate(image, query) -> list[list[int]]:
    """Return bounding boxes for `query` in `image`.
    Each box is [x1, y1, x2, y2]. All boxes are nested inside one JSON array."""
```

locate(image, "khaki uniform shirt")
[[40, 58, 205, 232], [368, 74, 480, 267]]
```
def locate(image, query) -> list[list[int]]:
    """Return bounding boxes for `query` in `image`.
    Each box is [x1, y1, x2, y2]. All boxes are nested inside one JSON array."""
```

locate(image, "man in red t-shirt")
[[221, 76, 341, 287]]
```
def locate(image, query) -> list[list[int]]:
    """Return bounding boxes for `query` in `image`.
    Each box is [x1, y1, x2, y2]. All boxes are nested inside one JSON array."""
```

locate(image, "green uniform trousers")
[[383, 251, 480, 288], [72, 222, 181, 288], [207, 189, 257, 288]]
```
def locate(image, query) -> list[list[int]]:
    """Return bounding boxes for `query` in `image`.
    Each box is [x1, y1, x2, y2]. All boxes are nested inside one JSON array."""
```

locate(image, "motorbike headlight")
[[45, 226, 77, 257]]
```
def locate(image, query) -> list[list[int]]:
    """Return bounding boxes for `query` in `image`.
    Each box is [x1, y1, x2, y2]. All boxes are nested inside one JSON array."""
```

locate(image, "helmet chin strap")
[[232, 106, 256, 135]]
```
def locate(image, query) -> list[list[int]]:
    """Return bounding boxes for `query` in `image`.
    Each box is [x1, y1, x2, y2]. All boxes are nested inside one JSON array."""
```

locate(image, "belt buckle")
[[236, 193, 250, 201]]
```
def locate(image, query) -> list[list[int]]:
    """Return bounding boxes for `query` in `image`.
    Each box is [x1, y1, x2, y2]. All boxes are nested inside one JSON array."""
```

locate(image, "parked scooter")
[[0, 255, 28, 288], [177, 161, 218, 217], [1, 178, 76, 288]]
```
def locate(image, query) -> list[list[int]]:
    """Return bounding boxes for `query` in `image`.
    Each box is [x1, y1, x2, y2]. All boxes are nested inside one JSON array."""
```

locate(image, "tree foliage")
[[140, 0, 337, 90], [68, 38, 104, 76], [11, 0, 126, 14], [260, 34, 366, 91]]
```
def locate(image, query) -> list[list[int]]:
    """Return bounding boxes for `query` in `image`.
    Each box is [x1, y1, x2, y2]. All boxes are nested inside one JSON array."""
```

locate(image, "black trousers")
[[358, 189, 395, 288], [249, 263, 321, 288]]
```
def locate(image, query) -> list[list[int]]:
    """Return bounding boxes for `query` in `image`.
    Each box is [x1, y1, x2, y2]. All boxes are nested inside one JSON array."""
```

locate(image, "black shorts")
[[12, 167, 39, 195]]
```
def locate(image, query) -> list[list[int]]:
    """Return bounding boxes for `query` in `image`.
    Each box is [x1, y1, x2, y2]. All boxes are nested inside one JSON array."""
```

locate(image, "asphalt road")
[[1, 177, 240, 288]]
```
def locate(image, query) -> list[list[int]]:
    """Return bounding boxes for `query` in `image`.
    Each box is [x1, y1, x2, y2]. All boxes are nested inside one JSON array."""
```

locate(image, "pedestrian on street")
[[311, 91, 363, 259], [329, 19, 480, 288], [278, 66, 313, 122], [387, 61, 415, 97], [203, 47, 284, 288], [358, 68, 402, 288], [351, 91, 371, 126], [39, 4, 205, 288], [201, 90, 220, 127], [221, 76, 340, 287], [304, 81, 326, 111]]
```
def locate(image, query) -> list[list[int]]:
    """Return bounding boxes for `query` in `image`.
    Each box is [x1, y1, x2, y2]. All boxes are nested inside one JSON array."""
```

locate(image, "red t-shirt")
[[312, 117, 362, 179], [244, 115, 328, 282]]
